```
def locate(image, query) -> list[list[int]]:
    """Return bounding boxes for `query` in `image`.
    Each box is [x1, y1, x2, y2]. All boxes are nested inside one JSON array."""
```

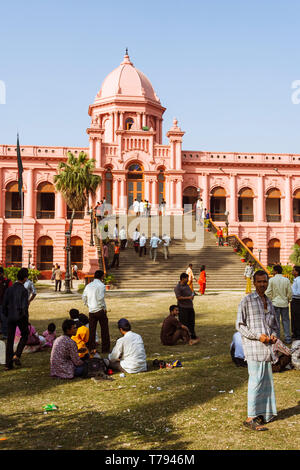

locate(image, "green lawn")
[[1, 290, 299, 450]]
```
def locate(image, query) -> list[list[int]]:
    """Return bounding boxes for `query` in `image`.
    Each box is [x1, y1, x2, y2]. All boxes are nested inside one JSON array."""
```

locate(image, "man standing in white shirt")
[[107, 318, 147, 374], [132, 228, 140, 253], [82, 270, 110, 353], [24, 278, 37, 306], [133, 199, 140, 217], [139, 233, 147, 257], [162, 233, 171, 260], [113, 224, 119, 241], [291, 265, 300, 340], [119, 226, 127, 250], [139, 200, 145, 217], [265, 264, 292, 344], [149, 233, 162, 262]]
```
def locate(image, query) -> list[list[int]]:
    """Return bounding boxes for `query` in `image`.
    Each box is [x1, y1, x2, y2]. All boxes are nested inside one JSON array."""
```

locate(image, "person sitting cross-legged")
[[161, 305, 192, 346], [50, 319, 84, 379], [105, 318, 147, 374]]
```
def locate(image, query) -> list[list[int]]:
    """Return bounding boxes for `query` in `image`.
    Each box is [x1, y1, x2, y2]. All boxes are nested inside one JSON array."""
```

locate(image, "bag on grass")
[[82, 357, 109, 378]]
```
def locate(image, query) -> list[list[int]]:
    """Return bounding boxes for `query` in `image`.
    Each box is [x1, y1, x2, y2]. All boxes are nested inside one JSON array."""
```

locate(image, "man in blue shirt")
[[149, 234, 162, 262], [291, 265, 300, 340]]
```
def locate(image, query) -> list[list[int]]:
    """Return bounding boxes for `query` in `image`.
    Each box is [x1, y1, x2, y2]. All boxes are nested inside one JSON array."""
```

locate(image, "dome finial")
[[125, 47, 128, 56]]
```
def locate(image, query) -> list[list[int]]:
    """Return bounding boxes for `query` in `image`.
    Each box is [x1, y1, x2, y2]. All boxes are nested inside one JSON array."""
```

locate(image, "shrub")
[[3, 266, 40, 283], [290, 244, 300, 265]]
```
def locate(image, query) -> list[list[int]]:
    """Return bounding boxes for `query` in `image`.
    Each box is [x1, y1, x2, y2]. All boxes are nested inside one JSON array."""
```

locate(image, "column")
[[142, 113, 147, 128], [151, 178, 158, 209], [284, 176, 292, 223], [89, 137, 94, 160], [95, 139, 101, 168], [201, 173, 209, 212], [56, 191, 66, 219], [25, 169, 34, 218], [175, 141, 182, 170], [114, 112, 118, 141], [119, 178, 126, 210], [120, 112, 124, 130], [138, 113, 142, 130], [0, 168, 3, 218], [176, 179, 183, 209], [257, 175, 265, 222], [170, 179, 174, 209], [229, 174, 237, 222], [144, 178, 150, 201], [113, 177, 119, 212]]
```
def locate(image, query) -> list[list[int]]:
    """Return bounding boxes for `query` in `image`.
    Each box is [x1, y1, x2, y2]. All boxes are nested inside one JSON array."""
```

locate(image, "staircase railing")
[[208, 218, 270, 275]]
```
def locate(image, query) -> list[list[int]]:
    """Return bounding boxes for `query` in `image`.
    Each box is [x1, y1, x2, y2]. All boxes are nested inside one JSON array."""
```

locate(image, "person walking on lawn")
[[174, 272, 200, 344], [236, 270, 278, 431]]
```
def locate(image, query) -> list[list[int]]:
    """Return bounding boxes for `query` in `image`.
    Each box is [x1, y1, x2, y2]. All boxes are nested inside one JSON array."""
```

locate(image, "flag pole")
[[17, 133, 24, 266]]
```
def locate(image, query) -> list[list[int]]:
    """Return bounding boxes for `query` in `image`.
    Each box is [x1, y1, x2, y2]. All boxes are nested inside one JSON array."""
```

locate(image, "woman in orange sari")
[[198, 265, 206, 295]]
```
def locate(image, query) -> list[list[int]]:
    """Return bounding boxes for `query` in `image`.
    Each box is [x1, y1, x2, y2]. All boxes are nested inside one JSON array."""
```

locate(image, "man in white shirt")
[[132, 228, 140, 253], [113, 224, 119, 241], [139, 200, 145, 217], [24, 279, 37, 305], [266, 264, 292, 344], [107, 318, 147, 374], [162, 233, 171, 260], [119, 226, 127, 250], [149, 233, 162, 262], [82, 270, 110, 353], [133, 199, 140, 216], [291, 265, 300, 340], [139, 233, 147, 257]]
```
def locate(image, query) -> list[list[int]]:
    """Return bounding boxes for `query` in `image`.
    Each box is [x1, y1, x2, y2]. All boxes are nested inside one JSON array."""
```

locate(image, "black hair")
[[180, 272, 189, 280], [200, 265, 206, 271], [294, 266, 300, 276], [47, 323, 56, 333], [62, 319, 76, 334], [17, 267, 29, 281], [78, 313, 89, 326], [94, 270, 104, 280], [273, 265, 283, 274], [169, 305, 178, 313], [253, 270, 269, 282], [0, 267, 4, 274], [69, 308, 80, 320], [118, 321, 131, 332]]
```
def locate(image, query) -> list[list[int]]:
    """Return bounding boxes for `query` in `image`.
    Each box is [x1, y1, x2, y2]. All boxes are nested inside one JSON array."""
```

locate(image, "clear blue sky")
[[1, 0, 300, 153]]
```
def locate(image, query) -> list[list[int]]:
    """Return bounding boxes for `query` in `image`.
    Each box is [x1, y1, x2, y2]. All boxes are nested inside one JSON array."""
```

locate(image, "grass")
[[0, 290, 299, 450]]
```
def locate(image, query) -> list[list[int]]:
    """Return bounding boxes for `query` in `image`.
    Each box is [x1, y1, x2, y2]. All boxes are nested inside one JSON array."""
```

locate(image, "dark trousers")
[[0, 305, 7, 337], [110, 254, 119, 268], [139, 246, 146, 256], [55, 280, 61, 291], [162, 328, 190, 346], [88, 309, 110, 353], [178, 306, 196, 339], [291, 298, 300, 339], [120, 239, 127, 250], [6, 316, 29, 368]]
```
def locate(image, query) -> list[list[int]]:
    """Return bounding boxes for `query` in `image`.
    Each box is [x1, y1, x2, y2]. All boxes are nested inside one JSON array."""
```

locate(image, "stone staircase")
[[94, 215, 247, 290]]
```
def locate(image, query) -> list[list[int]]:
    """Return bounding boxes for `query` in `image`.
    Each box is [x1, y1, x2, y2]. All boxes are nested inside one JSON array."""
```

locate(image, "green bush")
[[3, 266, 40, 283], [289, 244, 300, 265], [103, 274, 116, 285], [267, 264, 294, 281]]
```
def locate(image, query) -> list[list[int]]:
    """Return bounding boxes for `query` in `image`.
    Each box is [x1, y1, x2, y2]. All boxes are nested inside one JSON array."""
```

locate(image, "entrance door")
[[128, 180, 143, 208]]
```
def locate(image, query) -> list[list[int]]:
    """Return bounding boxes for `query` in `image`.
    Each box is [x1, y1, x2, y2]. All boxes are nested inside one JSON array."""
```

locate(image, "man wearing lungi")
[[236, 270, 278, 431]]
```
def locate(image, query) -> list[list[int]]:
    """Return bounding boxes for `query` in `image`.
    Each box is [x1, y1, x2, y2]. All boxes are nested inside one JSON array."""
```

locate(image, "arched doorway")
[[71, 236, 83, 270], [158, 169, 165, 204], [127, 163, 144, 208], [6, 236, 22, 267], [266, 188, 281, 222], [104, 168, 113, 207], [268, 239, 281, 265], [37, 236, 53, 270], [238, 188, 254, 222], [37, 182, 55, 219], [5, 182, 23, 218], [293, 189, 300, 222], [210, 187, 226, 221], [182, 186, 198, 211], [242, 238, 254, 252]]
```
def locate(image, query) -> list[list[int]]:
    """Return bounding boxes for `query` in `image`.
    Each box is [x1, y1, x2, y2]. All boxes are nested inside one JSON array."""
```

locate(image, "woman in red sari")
[[198, 265, 206, 295]]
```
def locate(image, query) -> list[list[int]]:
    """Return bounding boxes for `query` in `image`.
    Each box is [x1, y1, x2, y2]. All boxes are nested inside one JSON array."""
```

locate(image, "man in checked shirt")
[[236, 270, 279, 431]]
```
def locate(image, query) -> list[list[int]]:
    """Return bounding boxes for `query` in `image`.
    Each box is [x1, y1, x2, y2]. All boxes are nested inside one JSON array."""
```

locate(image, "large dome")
[[95, 53, 160, 104]]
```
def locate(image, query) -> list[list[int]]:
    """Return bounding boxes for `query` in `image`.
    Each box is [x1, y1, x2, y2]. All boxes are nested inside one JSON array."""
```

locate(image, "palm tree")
[[54, 151, 101, 291]]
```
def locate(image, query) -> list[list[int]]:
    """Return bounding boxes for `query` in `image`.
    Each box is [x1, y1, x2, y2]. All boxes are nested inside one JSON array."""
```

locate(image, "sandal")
[[243, 418, 268, 431], [13, 357, 21, 366]]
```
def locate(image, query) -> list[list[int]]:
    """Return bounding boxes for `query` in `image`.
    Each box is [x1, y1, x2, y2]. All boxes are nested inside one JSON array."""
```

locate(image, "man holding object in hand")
[[236, 270, 278, 431]]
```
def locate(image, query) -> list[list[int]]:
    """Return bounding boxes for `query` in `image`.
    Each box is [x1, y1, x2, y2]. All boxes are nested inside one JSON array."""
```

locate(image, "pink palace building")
[[1, 52, 300, 274]]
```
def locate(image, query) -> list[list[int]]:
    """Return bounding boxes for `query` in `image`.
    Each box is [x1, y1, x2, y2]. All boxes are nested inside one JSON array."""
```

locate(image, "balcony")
[[266, 214, 281, 222], [238, 213, 254, 222], [5, 210, 22, 219], [36, 210, 55, 219]]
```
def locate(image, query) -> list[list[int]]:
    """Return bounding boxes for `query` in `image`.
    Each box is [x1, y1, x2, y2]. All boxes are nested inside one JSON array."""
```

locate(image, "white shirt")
[[24, 279, 36, 299], [108, 331, 147, 374], [132, 231, 140, 242], [162, 235, 171, 246], [133, 200, 139, 212], [150, 236, 162, 248], [113, 227, 118, 238], [139, 236, 147, 247], [292, 275, 300, 298], [265, 274, 292, 308], [82, 279, 106, 313], [139, 202, 144, 213], [119, 228, 127, 240]]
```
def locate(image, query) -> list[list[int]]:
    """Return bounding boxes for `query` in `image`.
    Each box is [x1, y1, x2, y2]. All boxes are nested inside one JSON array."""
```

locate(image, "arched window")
[[238, 188, 254, 222], [125, 117, 134, 130], [268, 239, 281, 265], [127, 163, 144, 208], [182, 186, 198, 211], [266, 188, 281, 222], [37, 182, 55, 219], [210, 187, 226, 221], [37, 236, 53, 270], [293, 189, 300, 222], [5, 182, 23, 218], [6, 235, 22, 267], [71, 236, 83, 270], [105, 169, 113, 205]]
